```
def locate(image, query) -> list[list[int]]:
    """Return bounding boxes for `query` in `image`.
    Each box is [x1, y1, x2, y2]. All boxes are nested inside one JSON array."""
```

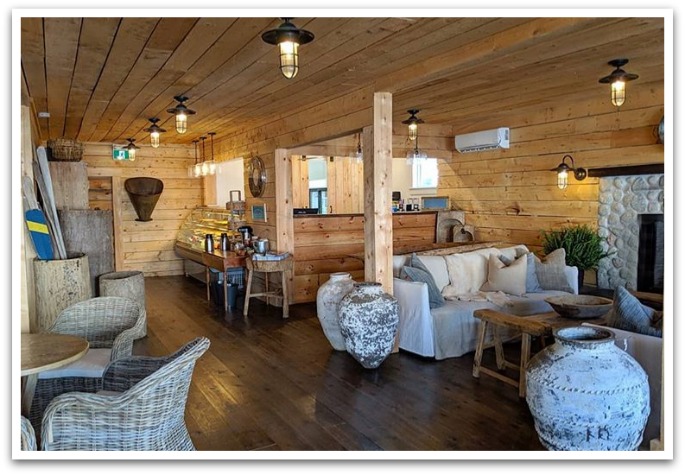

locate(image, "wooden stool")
[[243, 255, 293, 319], [472, 309, 553, 398]]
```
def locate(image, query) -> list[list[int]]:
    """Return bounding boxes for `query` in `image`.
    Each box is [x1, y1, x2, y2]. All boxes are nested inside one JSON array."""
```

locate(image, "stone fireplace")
[[597, 174, 664, 291]]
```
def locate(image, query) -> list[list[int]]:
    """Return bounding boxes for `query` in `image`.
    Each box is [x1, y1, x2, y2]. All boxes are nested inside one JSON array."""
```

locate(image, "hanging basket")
[[47, 138, 84, 162]]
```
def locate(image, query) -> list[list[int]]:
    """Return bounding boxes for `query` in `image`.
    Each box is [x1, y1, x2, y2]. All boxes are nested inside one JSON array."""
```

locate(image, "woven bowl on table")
[[545, 294, 613, 319]]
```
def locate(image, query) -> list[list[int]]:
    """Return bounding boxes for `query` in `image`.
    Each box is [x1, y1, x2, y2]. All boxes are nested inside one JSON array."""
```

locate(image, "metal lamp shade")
[[125, 177, 164, 222]]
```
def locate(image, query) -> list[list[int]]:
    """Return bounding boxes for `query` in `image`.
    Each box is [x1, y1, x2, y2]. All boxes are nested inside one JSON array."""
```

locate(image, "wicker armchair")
[[41, 336, 210, 451], [21, 416, 37, 451], [29, 297, 146, 435]]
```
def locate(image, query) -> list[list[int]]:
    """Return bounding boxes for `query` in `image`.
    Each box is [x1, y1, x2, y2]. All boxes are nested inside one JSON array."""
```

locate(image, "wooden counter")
[[292, 211, 438, 303]]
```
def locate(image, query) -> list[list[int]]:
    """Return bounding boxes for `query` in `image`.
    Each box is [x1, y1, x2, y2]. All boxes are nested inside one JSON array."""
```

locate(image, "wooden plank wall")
[[82, 142, 199, 276], [292, 213, 437, 303], [440, 81, 664, 260]]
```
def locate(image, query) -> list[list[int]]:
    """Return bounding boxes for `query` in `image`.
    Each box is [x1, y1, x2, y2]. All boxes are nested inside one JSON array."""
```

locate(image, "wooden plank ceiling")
[[20, 16, 664, 145]]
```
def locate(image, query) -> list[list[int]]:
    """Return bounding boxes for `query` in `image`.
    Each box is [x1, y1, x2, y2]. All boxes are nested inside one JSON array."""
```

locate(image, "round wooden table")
[[21, 333, 89, 417]]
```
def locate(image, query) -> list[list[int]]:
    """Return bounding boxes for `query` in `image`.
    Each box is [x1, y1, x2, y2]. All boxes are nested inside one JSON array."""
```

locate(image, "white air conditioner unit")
[[454, 127, 510, 153]]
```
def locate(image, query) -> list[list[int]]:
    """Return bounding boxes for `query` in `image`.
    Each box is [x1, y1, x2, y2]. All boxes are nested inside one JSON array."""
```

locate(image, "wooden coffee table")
[[472, 309, 608, 398]]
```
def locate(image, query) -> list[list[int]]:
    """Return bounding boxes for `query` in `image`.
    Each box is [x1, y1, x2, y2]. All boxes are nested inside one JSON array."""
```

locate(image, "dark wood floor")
[[135, 275, 545, 452]]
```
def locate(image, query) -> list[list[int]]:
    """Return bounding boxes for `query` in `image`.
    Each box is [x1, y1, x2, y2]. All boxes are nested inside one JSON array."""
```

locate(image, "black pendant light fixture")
[[125, 138, 139, 161], [166, 95, 196, 134], [144, 118, 166, 148], [551, 154, 587, 190], [261, 18, 315, 79], [598, 59, 639, 108], [402, 109, 424, 141]]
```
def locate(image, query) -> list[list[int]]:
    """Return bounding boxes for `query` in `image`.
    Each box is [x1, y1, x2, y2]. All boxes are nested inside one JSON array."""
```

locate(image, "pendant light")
[[125, 138, 139, 161], [261, 18, 315, 79], [166, 95, 196, 134], [406, 137, 428, 166], [199, 136, 208, 176], [598, 59, 639, 108], [402, 109, 424, 141], [206, 132, 217, 176], [350, 133, 363, 163], [551, 154, 587, 190], [189, 139, 200, 178], [144, 118, 166, 148]]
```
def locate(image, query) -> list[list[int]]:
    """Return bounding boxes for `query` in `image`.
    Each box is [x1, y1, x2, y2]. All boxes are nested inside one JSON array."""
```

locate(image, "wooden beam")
[[20, 105, 37, 333], [111, 176, 124, 271], [363, 92, 393, 293], [275, 148, 294, 301], [587, 164, 664, 178]]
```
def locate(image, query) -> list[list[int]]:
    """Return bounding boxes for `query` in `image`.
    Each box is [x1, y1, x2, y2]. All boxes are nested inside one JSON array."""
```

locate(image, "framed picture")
[[252, 203, 267, 222]]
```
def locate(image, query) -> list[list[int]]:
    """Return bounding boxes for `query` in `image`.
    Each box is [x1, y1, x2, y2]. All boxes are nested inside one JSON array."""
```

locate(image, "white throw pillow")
[[442, 251, 491, 297], [37, 348, 111, 379], [393, 255, 410, 278], [415, 255, 450, 291], [480, 253, 527, 296]]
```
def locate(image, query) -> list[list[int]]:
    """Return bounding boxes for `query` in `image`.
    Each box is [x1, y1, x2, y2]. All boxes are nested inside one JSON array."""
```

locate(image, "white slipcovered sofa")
[[392, 244, 579, 360]]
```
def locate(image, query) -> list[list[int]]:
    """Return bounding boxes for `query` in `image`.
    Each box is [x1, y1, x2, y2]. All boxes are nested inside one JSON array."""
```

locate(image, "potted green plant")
[[540, 224, 613, 289]]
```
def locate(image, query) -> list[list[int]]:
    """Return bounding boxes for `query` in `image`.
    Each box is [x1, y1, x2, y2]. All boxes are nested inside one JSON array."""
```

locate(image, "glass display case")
[[176, 207, 241, 251]]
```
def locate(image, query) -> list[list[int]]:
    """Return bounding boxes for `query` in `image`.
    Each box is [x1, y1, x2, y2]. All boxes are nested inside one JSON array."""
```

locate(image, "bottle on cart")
[[220, 233, 229, 251], [204, 234, 214, 253]]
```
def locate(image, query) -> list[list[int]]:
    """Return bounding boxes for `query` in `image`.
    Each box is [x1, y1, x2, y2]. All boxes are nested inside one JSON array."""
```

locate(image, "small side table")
[[244, 255, 293, 319], [472, 309, 608, 397]]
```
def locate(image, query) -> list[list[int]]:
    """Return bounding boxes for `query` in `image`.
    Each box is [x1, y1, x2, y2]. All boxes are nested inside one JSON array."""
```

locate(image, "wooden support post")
[[111, 176, 125, 271], [363, 92, 393, 294], [20, 105, 37, 333], [274, 148, 293, 301]]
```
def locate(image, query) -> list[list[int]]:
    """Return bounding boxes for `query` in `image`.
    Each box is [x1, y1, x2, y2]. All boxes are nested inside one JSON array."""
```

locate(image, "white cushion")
[[415, 255, 449, 291], [393, 255, 410, 278], [38, 348, 112, 379], [480, 253, 527, 296], [442, 251, 492, 297]]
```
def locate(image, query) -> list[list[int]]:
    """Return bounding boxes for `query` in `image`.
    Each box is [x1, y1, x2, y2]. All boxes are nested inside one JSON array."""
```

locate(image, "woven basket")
[[47, 138, 84, 162]]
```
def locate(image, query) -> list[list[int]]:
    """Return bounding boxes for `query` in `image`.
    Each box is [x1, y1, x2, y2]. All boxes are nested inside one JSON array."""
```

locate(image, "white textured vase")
[[525, 326, 650, 451], [316, 272, 355, 351], [338, 282, 399, 369]]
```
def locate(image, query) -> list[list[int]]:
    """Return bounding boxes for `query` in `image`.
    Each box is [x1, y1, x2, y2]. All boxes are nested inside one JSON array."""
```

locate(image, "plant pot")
[[525, 326, 650, 450], [316, 272, 355, 351], [338, 282, 399, 369]]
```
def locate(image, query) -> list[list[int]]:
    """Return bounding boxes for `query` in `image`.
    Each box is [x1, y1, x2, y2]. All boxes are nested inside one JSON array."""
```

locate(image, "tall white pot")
[[316, 272, 355, 351], [338, 282, 399, 369], [525, 326, 650, 451]]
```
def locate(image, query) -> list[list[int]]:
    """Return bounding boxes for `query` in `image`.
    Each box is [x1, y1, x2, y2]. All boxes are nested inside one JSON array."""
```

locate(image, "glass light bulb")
[[611, 79, 626, 107], [150, 131, 160, 148], [128, 149, 136, 161], [408, 123, 418, 141], [557, 170, 569, 189], [175, 112, 188, 134], [279, 41, 299, 79], [194, 163, 202, 178], [201, 161, 210, 176], [187, 165, 195, 178], [207, 161, 216, 176]]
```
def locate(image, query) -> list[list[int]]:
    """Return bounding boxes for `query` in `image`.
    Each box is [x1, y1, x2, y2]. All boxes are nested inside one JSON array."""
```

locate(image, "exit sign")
[[112, 146, 131, 161]]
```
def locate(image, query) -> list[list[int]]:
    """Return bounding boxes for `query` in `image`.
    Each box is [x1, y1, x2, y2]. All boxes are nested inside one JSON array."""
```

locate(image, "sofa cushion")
[[402, 265, 445, 309], [480, 253, 527, 296], [525, 253, 544, 293], [442, 251, 493, 298], [415, 255, 450, 291], [534, 248, 574, 293], [608, 286, 663, 337], [393, 255, 411, 278]]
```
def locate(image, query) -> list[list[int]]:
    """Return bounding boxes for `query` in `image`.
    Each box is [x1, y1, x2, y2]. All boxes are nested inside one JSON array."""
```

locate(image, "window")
[[411, 158, 438, 189]]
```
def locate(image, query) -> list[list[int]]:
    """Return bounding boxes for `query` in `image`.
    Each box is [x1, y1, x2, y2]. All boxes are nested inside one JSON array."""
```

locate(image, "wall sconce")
[[124, 138, 139, 161], [402, 109, 424, 141], [144, 118, 166, 148], [551, 154, 587, 190], [166, 95, 196, 134], [261, 18, 315, 79], [598, 59, 639, 108]]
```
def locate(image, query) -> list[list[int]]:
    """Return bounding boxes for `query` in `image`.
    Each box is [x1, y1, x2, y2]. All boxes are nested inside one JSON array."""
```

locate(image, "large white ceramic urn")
[[316, 272, 355, 351], [525, 326, 650, 451]]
